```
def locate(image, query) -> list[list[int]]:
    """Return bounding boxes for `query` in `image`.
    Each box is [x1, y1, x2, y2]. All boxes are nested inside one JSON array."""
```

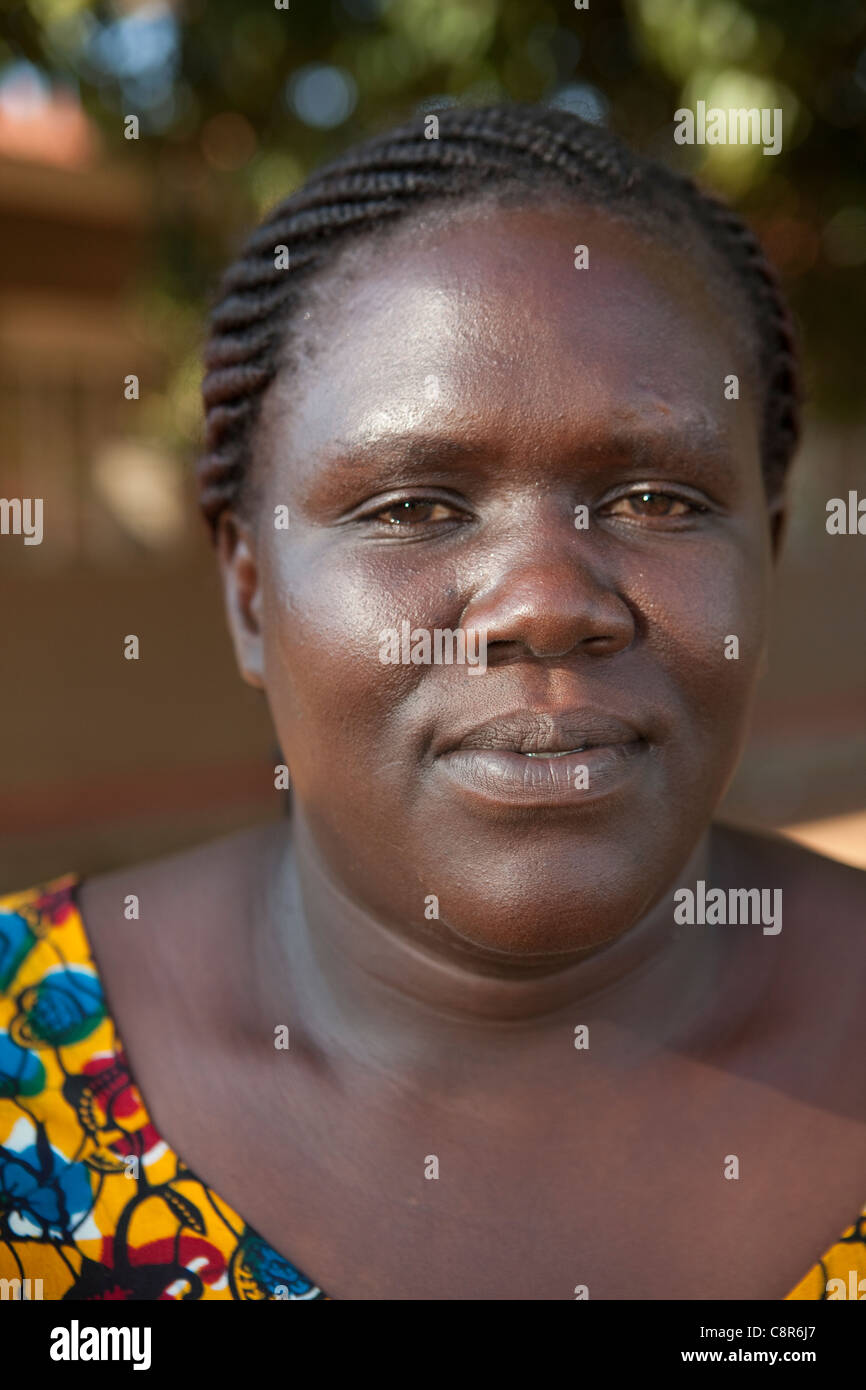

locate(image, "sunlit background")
[[1, 0, 864, 886]]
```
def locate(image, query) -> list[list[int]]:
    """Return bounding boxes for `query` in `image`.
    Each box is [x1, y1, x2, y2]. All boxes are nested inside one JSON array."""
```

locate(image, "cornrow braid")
[[199, 103, 801, 535]]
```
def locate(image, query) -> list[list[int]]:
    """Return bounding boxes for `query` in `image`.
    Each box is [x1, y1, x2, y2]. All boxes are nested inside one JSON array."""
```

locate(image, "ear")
[[767, 491, 788, 563], [216, 511, 265, 690]]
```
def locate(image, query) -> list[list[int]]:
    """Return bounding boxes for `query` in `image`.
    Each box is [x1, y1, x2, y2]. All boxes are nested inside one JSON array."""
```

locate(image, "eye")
[[366, 498, 462, 527], [603, 490, 706, 520]]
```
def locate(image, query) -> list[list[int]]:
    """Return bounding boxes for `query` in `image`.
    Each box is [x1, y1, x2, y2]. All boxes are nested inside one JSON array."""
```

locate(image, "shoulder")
[[0, 875, 120, 1220], [711, 819, 866, 1060], [74, 820, 289, 1044], [0, 873, 91, 1002], [712, 820, 866, 935], [710, 819, 866, 1019], [76, 819, 286, 951], [700, 822, 866, 1133], [0, 875, 114, 1100]]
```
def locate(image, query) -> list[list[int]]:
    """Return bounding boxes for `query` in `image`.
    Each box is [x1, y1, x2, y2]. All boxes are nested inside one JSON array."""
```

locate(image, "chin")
[[431, 865, 658, 962]]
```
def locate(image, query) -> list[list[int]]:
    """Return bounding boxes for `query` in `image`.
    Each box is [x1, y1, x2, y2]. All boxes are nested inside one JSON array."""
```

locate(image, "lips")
[[435, 707, 650, 809], [438, 708, 644, 757]]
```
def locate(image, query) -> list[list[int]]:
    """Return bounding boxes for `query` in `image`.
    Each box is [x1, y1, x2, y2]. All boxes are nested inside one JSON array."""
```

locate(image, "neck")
[[259, 815, 728, 1073]]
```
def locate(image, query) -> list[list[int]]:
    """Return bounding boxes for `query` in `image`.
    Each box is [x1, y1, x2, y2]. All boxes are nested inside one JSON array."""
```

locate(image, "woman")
[[1, 105, 864, 1302]]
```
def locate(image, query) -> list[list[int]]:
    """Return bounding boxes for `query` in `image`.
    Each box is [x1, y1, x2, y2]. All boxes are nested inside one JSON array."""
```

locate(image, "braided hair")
[[199, 103, 801, 536]]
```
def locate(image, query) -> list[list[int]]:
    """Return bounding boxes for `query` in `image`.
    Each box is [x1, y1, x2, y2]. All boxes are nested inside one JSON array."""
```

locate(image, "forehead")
[[258, 201, 758, 476]]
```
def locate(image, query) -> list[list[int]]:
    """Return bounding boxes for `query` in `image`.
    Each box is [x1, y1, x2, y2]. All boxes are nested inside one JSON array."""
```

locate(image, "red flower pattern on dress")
[[81, 1051, 163, 1158], [97, 1232, 228, 1299], [32, 882, 77, 927]]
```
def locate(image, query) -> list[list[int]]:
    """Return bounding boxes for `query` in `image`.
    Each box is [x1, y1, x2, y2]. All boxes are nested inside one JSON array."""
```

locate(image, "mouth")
[[435, 708, 650, 810], [524, 747, 589, 758], [439, 708, 644, 757]]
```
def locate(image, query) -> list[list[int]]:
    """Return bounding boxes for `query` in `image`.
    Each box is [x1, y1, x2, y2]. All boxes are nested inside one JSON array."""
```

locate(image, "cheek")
[[258, 541, 439, 782], [629, 530, 772, 752]]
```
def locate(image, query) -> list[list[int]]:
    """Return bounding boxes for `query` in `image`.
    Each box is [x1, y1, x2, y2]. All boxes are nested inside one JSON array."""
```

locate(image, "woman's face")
[[221, 201, 781, 959]]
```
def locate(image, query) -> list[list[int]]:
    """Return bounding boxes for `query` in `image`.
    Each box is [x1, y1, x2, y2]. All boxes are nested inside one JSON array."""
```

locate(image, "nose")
[[460, 521, 636, 660]]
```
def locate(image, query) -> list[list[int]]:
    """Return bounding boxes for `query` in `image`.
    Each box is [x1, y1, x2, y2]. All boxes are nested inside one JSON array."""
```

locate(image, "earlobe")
[[216, 512, 265, 690]]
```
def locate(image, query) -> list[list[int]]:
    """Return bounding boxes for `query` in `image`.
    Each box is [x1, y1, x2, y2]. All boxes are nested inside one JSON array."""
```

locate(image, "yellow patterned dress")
[[0, 875, 324, 1301], [0, 876, 863, 1301]]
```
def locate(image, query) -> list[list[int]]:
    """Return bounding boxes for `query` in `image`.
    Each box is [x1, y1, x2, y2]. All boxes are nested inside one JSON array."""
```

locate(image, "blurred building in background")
[[0, 0, 863, 886]]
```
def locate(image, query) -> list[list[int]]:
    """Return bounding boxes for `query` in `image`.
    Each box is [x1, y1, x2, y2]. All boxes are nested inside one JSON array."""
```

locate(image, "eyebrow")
[[301, 417, 736, 503], [317, 434, 484, 477], [299, 435, 490, 508], [582, 418, 735, 479]]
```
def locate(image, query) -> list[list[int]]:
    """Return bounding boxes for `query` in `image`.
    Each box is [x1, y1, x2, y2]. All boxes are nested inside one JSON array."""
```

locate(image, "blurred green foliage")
[[2, 0, 865, 452]]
